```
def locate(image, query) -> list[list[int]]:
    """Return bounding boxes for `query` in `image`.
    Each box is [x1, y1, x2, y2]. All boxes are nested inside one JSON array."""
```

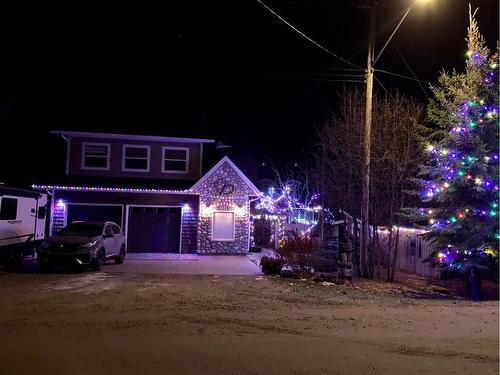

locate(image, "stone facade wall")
[[193, 162, 254, 255]]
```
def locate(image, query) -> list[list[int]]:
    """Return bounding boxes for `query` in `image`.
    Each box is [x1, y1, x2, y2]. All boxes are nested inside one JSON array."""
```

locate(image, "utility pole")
[[361, 4, 376, 278]]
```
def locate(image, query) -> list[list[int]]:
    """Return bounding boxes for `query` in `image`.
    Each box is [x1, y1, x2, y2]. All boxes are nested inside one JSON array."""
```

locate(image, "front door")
[[127, 206, 181, 253]]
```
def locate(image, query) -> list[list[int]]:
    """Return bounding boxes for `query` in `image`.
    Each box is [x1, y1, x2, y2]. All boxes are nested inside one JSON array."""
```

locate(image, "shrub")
[[277, 233, 318, 278], [312, 254, 337, 273], [259, 256, 284, 275], [249, 246, 262, 253]]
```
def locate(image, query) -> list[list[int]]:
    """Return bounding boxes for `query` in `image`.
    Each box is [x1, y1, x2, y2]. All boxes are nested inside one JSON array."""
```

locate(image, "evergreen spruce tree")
[[420, 8, 499, 301]]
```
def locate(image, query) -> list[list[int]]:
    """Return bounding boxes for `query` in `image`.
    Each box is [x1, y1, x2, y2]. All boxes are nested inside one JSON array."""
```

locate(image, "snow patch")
[[39, 273, 121, 294]]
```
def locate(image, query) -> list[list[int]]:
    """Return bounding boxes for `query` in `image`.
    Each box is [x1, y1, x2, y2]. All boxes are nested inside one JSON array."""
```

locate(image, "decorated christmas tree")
[[420, 8, 499, 300]]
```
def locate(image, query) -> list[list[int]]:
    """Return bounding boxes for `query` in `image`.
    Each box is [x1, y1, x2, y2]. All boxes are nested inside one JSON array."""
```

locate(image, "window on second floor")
[[162, 147, 189, 173], [81, 143, 110, 170], [122, 145, 150, 172]]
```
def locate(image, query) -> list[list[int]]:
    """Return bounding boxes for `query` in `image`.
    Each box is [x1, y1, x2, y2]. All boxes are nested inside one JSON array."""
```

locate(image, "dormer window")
[[162, 146, 189, 173], [122, 144, 150, 172], [81, 142, 110, 170]]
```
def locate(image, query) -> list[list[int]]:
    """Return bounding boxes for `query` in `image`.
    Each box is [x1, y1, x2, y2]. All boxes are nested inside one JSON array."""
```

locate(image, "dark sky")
[[0, 0, 498, 186]]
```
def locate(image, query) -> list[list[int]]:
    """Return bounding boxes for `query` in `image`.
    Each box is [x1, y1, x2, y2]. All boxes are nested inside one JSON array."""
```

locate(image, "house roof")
[[190, 156, 262, 196], [50, 130, 216, 144]]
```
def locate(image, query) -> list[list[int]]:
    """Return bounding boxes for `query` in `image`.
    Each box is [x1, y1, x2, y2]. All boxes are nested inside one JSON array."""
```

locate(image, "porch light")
[[234, 205, 247, 216], [201, 203, 214, 217]]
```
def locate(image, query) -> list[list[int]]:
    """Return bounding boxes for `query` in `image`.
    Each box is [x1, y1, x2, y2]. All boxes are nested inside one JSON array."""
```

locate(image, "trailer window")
[[38, 206, 47, 220], [0, 198, 18, 220]]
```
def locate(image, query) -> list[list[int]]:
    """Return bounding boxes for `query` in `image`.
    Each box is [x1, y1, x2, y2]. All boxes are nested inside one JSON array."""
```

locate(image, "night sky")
[[0, 0, 498, 187]]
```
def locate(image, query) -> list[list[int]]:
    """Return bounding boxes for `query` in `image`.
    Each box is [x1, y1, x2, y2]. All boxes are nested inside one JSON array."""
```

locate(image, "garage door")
[[127, 206, 181, 253], [67, 204, 123, 227]]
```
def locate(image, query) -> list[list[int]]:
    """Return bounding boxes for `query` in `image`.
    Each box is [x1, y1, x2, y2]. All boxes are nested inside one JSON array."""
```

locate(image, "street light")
[[375, 0, 432, 66], [360, 0, 433, 277]]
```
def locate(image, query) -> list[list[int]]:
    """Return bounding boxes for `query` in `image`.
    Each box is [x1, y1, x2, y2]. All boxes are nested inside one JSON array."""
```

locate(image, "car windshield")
[[57, 223, 103, 237]]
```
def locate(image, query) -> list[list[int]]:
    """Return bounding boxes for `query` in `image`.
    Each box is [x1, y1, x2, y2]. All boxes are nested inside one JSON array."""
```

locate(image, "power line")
[[257, 1, 432, 93], [253, 70, 365, 81], [323, 67, 366, 72], [373, 4, 412, 67], [396, 48, 430, 99], [257, 0, 363, 70], [374, 75, 391, 97], [375, 69, 430, 84], [257, 76, 364, 83]]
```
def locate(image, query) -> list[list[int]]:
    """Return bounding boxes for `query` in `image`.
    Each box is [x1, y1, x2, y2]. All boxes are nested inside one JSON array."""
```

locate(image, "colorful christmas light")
[[420, 47, 499, 268], [32, 184, 193, 195]]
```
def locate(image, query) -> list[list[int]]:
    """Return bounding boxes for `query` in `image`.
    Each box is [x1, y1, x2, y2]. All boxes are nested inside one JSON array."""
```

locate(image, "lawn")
[[0, 271, 497, 375]]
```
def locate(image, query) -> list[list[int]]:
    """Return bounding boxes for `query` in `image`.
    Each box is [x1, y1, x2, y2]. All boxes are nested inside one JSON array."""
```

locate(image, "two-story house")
[[33, 131, 261, 255]]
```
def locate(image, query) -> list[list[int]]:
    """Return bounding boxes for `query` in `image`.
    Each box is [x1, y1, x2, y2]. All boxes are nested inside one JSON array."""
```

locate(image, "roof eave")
[[49, 130, 216, 144]]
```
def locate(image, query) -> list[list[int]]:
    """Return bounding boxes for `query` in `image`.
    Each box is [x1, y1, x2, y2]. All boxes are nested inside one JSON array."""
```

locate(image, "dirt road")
[[0, 271, 497, 374]]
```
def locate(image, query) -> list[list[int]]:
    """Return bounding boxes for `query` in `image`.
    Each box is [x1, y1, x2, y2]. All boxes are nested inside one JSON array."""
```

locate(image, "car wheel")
[[115, 245, 126, 264], [91, 249, 105, 271]]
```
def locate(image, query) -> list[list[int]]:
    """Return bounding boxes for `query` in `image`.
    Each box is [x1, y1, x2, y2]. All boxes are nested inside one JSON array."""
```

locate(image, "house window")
[[212, 211, 235, 241], [82, 143, 110, 170], [162, 147, 189, 173], [122, 145, 150, 172], [0, 198, 18, 220]]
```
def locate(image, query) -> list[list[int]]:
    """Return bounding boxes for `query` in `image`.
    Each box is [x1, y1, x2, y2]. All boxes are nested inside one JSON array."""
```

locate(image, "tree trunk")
[[368, 225, 376, 279], [374, 226, 380, 279], [389, 228, 400, 282], [352, 219, 361, 278], [470, 268, 483, 302], [386, 229, 392, 282]]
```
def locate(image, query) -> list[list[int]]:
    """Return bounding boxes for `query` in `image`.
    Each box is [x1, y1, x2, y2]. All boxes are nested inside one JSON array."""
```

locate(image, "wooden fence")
[[337, 211, 438, 278], [377, 228, 439, 278]]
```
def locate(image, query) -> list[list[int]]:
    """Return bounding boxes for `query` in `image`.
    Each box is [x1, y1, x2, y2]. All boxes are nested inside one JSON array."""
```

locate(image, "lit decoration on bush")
[[417, 14, 499, 281], [255, 185, 322, 221], [233, 204, 248, 216], [253, 183, 335, 246]]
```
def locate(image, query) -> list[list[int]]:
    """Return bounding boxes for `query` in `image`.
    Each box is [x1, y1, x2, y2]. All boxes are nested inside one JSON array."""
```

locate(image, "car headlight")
[[40, 241, 50, 249], [80, 241, 97, 248]]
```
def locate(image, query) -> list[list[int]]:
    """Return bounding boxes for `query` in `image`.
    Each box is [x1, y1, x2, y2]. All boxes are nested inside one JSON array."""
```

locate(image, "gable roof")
[[190, 156, 261, 196], [50, 130, 215, 144]]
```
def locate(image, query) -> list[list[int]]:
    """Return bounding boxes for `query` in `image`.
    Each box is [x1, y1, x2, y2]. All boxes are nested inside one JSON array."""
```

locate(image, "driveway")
[[3, 253, 261, 276], [107, 254, 261, 275]]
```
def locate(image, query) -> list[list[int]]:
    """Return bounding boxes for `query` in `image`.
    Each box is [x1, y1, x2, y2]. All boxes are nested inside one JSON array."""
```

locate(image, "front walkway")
[[126, 253, 199, 261], [105, 253, 261, 275]]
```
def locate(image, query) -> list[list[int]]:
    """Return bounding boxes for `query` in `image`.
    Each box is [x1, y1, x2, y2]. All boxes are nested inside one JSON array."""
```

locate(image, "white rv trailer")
[[0, 186, 48, 264]]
